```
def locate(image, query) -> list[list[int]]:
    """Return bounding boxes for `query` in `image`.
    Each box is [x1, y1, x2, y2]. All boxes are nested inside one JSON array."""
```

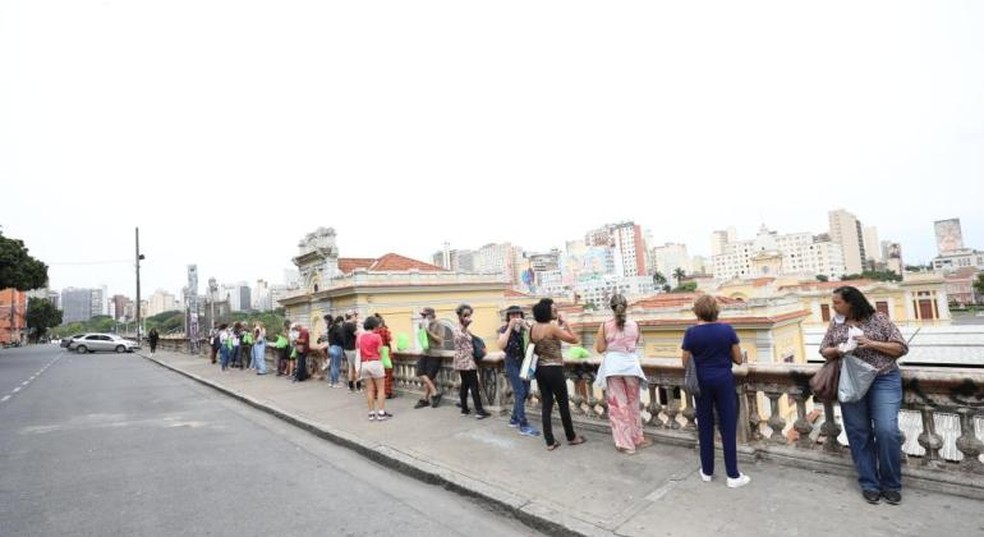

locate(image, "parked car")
[[68, 333, 141, 354], [60, 334, 86, 348]]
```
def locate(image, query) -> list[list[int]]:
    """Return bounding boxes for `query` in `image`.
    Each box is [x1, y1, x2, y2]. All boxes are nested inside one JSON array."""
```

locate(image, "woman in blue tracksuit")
[[681, 295, 750, 489]]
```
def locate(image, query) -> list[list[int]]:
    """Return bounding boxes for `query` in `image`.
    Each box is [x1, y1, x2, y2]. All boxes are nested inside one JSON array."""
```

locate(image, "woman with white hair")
[[594, 294, 651, 455]]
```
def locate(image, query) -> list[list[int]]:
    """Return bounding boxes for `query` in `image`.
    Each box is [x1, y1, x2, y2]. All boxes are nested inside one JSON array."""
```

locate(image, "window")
[[821, 304, 831, 322], [875, 301, 889, 318]]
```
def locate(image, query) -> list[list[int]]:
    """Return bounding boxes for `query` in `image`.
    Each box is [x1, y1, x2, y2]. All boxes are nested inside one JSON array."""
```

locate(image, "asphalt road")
[[0, 345, 542, 537]]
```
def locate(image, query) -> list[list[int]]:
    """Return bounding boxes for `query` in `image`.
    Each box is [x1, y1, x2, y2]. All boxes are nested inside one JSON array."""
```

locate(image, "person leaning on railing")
[[530, 298, 586, 451], [681, 295, 750, 488], [819, 285, 908, 506]]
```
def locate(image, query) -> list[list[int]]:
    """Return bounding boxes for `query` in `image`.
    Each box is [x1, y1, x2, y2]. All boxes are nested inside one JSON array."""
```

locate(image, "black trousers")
[[535, 366, 576, 446], [458, 370, 484, 414]]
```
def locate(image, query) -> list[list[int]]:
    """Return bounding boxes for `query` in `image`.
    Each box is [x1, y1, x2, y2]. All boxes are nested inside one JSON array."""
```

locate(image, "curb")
[[139, 352, 613, 537]]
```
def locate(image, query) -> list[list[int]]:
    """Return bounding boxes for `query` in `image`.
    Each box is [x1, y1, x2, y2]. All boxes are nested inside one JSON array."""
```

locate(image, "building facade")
[[0, 289, 27, 345], [828, 209, 866, 275], [712, 226, 846, 280], [61, 288, 94, 324]]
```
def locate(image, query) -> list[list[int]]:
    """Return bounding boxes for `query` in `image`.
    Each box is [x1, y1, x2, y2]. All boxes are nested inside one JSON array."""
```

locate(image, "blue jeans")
[[504, 359, 530, 427], [696, 371, 739, 479], [840, 368, 903, 493], [219, 346, 230, 370], [328, 345, 343, 384], [252, 341, 267, 374]]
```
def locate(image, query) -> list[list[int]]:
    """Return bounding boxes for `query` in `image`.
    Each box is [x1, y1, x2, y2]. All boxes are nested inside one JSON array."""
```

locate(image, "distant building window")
[[875, 301, 889, 318], [821, 304, 831, 322]]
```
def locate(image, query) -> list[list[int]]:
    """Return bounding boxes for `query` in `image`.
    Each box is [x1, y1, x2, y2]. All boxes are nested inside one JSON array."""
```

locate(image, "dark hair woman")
[[453, 304, 488, 419], [819, 286, 908, 505], [530, 298, 585, 451], [681, 295, 749, 488]]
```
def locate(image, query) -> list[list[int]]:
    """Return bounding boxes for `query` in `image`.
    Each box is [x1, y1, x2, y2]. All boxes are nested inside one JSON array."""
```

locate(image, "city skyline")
[[2, 3, 982, 299]]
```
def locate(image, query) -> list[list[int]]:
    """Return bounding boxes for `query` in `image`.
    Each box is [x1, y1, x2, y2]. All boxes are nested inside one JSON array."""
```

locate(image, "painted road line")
[[1, 395, 10, 402], [21, 381, 30, 386], [12, 387, 21, 393]]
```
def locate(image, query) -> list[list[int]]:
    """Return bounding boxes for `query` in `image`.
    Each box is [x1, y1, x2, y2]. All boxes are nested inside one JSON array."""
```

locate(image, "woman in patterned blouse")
[[819, 286, 908, 506]]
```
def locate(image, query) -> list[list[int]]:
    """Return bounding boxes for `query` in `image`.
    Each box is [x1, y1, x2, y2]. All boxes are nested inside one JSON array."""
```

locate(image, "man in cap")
[[342, 310, 362, 392], [496, 305, 539, 437], [414, 307, 444, 409]]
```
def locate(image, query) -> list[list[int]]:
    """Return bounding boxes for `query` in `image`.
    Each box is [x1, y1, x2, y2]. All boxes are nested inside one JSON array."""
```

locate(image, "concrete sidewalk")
[[142, 351, 983, 537]]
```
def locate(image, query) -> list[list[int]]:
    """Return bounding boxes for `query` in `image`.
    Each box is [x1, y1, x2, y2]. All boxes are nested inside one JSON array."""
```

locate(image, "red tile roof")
[[505, 289, 533, 298], [631, 293, 738, 309], [337, 253, 447, 274], [778, 279, 875, 291]]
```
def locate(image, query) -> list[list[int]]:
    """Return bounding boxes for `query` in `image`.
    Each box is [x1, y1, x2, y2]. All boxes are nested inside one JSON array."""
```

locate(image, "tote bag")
[[838, 354, 878, 403], [519, 342, 538, 381], [683, 358, 700, 397]]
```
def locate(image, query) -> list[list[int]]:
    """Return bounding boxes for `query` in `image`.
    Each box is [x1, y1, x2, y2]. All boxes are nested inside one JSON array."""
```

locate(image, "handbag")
[[416, 327, 430, 351], [684, 358, 700, 397], [519, 342, 538, 381], [838, 354, 879, 403], [809, 357, 841, 403]]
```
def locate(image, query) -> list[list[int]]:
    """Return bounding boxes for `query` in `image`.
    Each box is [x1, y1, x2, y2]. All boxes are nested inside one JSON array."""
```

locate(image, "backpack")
[[471, 334, 487, 361]]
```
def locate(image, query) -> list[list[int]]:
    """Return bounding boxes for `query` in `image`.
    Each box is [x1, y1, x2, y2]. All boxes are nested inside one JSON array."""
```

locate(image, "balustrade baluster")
[[820, 401, 842, 454], [665, 388, 681, 430], [792, 394, 813, 449], [646, 384, 663, 428], [747, 391, 762, 442], [955, 409, 984, 473], [766, 393, 786, 444], [682, 393, 697, 431]]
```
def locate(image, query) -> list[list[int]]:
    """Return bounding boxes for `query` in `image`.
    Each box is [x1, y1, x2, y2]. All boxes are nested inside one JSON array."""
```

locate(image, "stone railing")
[[152, 338, 984, 498], [389, 351, 984, 498]]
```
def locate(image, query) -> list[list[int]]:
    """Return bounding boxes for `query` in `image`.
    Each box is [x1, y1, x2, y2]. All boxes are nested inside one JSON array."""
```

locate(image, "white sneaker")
[[699, 468, 713, 482], [727, 473, 751, 488]]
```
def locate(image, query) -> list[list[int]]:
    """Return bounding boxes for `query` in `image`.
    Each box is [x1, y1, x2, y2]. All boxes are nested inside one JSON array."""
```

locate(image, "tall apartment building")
[[828, 209, 866, 275], [585, 222, 646, 278], [147, 290, 180, 317], [710, 227, 737, 257], [863, 226, 881, 264], [219, 283, 252, 312], [252, 280, 271, 311], [713, 226, 846, 280], [651, 243, 692, 276], [111, 295, 131, 321], [61, 287, 95, 324], [0, 289, 27, 344], [934, 218, 964, 254], [472, 243, 523, 283]]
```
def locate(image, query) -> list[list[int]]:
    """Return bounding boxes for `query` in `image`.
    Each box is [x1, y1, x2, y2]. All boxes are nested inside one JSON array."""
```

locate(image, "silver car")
[[68, 333, 141, 354]]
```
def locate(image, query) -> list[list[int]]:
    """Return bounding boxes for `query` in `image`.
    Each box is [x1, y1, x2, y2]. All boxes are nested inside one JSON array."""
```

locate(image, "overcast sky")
[[2, 1, 982, 299]]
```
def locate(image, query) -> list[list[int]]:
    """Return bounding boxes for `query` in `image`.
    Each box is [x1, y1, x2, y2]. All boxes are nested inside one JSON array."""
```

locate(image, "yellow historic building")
[[279, 228, 536, 347], [711, 274, 951, 328]]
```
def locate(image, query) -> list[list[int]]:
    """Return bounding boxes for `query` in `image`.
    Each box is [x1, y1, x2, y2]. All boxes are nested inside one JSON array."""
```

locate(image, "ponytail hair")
[[610, 293, 628, 330]]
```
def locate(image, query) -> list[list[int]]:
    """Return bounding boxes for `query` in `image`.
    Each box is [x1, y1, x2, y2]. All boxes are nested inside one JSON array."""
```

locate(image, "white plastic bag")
[[519, 343, 537, 381], [838, 353, 879, 403]]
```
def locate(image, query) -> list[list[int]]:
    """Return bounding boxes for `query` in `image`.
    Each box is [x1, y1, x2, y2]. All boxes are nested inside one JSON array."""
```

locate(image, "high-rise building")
[[61, 287, 95, 324], [934, 218, 964, 254], [0, 288, 27, 344], [253, 280, 271, 311], [147, 290, 180, 317], [651, 243, 692, 277], [863, 226, 881, 264], [111, 295, 130, 321], [710, 227, 736, 257], [828, 209, 866, 275], [471, 243, 523, 283], [713, 226, 846, 280], [90, 287, 106, 318], [220, 282, 252, 312], [585, 222, 646, 278]]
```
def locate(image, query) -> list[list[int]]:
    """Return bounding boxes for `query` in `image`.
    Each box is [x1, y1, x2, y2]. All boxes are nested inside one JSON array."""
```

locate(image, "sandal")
[[616, 446, 637, 455], [636, 439, 653, 449], [567, 436, 586, 446], [546, 442, 561, 451]]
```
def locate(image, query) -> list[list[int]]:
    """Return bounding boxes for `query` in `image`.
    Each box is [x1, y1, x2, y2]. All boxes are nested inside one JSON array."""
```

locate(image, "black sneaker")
[[431, 393, 442, 408], [460, 409, 471, 416], [475, 412, 490, 420], [862, 490, 881, 504], [881, 490, 901, 505], [414, 399, 430, 409]]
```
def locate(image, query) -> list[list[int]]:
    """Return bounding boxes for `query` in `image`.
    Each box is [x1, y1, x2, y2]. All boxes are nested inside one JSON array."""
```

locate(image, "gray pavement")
[[0, 345, 543, 537], [138, 349, 984, 537]]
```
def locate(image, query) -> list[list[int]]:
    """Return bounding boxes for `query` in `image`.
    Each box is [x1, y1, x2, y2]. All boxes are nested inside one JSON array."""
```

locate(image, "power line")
[[47, 260, 131, 266]]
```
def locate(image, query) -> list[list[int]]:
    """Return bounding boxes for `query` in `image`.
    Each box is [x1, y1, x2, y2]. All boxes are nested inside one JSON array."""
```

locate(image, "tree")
[[672, 281, 698, 293], [652, 271, 667, 287], [974, 273, 984, 304], [816, 274, 829, 282], [0, 229, 48, 291], [672, 268, 686, 288], [26, 298, 62, 342]]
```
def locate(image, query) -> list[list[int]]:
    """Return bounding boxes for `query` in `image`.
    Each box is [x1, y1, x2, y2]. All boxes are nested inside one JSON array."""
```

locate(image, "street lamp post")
[[135, 227, 145, 343]]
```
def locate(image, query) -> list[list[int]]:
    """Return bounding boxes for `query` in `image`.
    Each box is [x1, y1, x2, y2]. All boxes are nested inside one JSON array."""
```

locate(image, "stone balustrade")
[[153, 337, 984, 497]]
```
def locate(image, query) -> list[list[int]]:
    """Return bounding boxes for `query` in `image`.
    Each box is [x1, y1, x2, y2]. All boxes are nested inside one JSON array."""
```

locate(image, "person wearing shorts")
[[414, 307, 444, 409], [358, 315, 390, 421]]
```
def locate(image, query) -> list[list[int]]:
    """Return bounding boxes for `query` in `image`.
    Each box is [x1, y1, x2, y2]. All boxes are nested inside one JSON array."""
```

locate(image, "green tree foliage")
[[652, 271, 667, 287], [843, 270, 902, 283], [974, 273, 984, 302], [672, 281, 698, 293], [26, 298, 62, 342], [816, 274, 829, 282], [672, 268, 687, 288], [0, 229, 48, 291]]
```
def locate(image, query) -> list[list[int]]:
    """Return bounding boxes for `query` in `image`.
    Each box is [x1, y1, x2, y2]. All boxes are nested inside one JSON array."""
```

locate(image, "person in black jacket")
[[148, 328, 160, 355]]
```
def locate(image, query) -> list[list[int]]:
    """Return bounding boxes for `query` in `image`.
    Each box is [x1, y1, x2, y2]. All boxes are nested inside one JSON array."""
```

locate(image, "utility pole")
[[135, 227, 145, 343]]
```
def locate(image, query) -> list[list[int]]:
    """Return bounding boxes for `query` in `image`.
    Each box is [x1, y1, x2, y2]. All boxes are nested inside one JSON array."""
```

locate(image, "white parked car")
[[68, 333, 141, 354]]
